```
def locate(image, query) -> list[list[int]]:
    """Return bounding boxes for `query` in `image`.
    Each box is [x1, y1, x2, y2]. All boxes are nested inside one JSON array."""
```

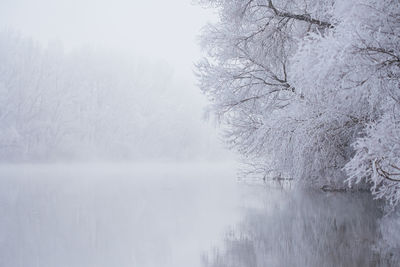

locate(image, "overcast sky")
[[0, 0, 215, 78]]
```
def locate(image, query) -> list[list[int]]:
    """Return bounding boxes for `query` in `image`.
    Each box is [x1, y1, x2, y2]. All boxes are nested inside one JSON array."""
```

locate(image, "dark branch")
[[375, 160, 400, 182], [265, 0, 334, 29]]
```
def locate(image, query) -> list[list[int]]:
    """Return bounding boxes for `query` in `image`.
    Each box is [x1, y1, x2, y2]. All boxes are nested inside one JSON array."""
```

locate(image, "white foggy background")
[[0, 0, 227, 162], [0, 1, 244, 267], [0, 0, 210, 70]]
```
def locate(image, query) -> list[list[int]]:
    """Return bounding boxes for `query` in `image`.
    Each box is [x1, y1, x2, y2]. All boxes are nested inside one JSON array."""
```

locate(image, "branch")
[[265, 0, 334, 29], [375, 159, 400, 182], [321, 185, 369, 193]]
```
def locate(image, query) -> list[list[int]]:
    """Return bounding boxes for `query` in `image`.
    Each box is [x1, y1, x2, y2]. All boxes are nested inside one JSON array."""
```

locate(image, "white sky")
[[0, 0, 215, 79]]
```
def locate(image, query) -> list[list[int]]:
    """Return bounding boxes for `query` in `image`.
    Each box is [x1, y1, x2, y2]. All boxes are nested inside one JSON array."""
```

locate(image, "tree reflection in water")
[[202, 189, 398, 267]]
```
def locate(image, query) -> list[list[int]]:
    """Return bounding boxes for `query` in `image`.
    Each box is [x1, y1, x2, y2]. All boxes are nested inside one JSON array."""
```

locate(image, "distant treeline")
[[0, 31, 220, 161]]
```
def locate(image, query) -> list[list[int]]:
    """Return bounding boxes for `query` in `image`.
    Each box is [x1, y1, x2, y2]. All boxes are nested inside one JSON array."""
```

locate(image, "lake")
[[0, 163, 395, 267]]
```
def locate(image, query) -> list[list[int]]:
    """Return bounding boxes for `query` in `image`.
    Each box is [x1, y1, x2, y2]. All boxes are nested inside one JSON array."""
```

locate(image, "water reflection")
[[202, 188, 396, 267]]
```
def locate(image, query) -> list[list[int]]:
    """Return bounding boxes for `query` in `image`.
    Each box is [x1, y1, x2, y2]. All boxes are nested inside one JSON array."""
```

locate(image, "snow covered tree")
[[197, 0, 400, 205], [197, 0, 337, 184], [339, 0, 400, 207]]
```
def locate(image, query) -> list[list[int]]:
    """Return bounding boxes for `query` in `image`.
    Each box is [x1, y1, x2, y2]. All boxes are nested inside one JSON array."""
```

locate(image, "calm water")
[[202, 188, 398, 267], [0, 163, 395, 267], [0, 163, 244, 267]]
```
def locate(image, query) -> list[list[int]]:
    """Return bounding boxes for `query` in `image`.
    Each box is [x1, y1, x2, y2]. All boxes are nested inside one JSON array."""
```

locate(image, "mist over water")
[[0, 163, 242, 267], [0, 0, 397, 266], [0, 1, 240, 265], [0, 164, 393, 267]]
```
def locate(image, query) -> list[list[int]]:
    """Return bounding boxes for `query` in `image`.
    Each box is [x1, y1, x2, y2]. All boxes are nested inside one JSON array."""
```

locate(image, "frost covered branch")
[[198, 0, 400, 208], [265, 0, 334, 29]]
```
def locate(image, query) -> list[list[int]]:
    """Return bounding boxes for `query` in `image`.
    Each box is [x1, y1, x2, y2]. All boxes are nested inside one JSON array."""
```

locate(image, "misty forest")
[[0, 0, 400, 266]]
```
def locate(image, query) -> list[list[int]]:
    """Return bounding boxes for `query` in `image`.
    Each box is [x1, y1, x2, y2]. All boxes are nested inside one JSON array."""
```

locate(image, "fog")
[[0, 0, 211, 71], [0, 1, 395, 266], [0, 0, 223, 162], [0, 163, 244, 267], [0, 1, 243, 266]]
